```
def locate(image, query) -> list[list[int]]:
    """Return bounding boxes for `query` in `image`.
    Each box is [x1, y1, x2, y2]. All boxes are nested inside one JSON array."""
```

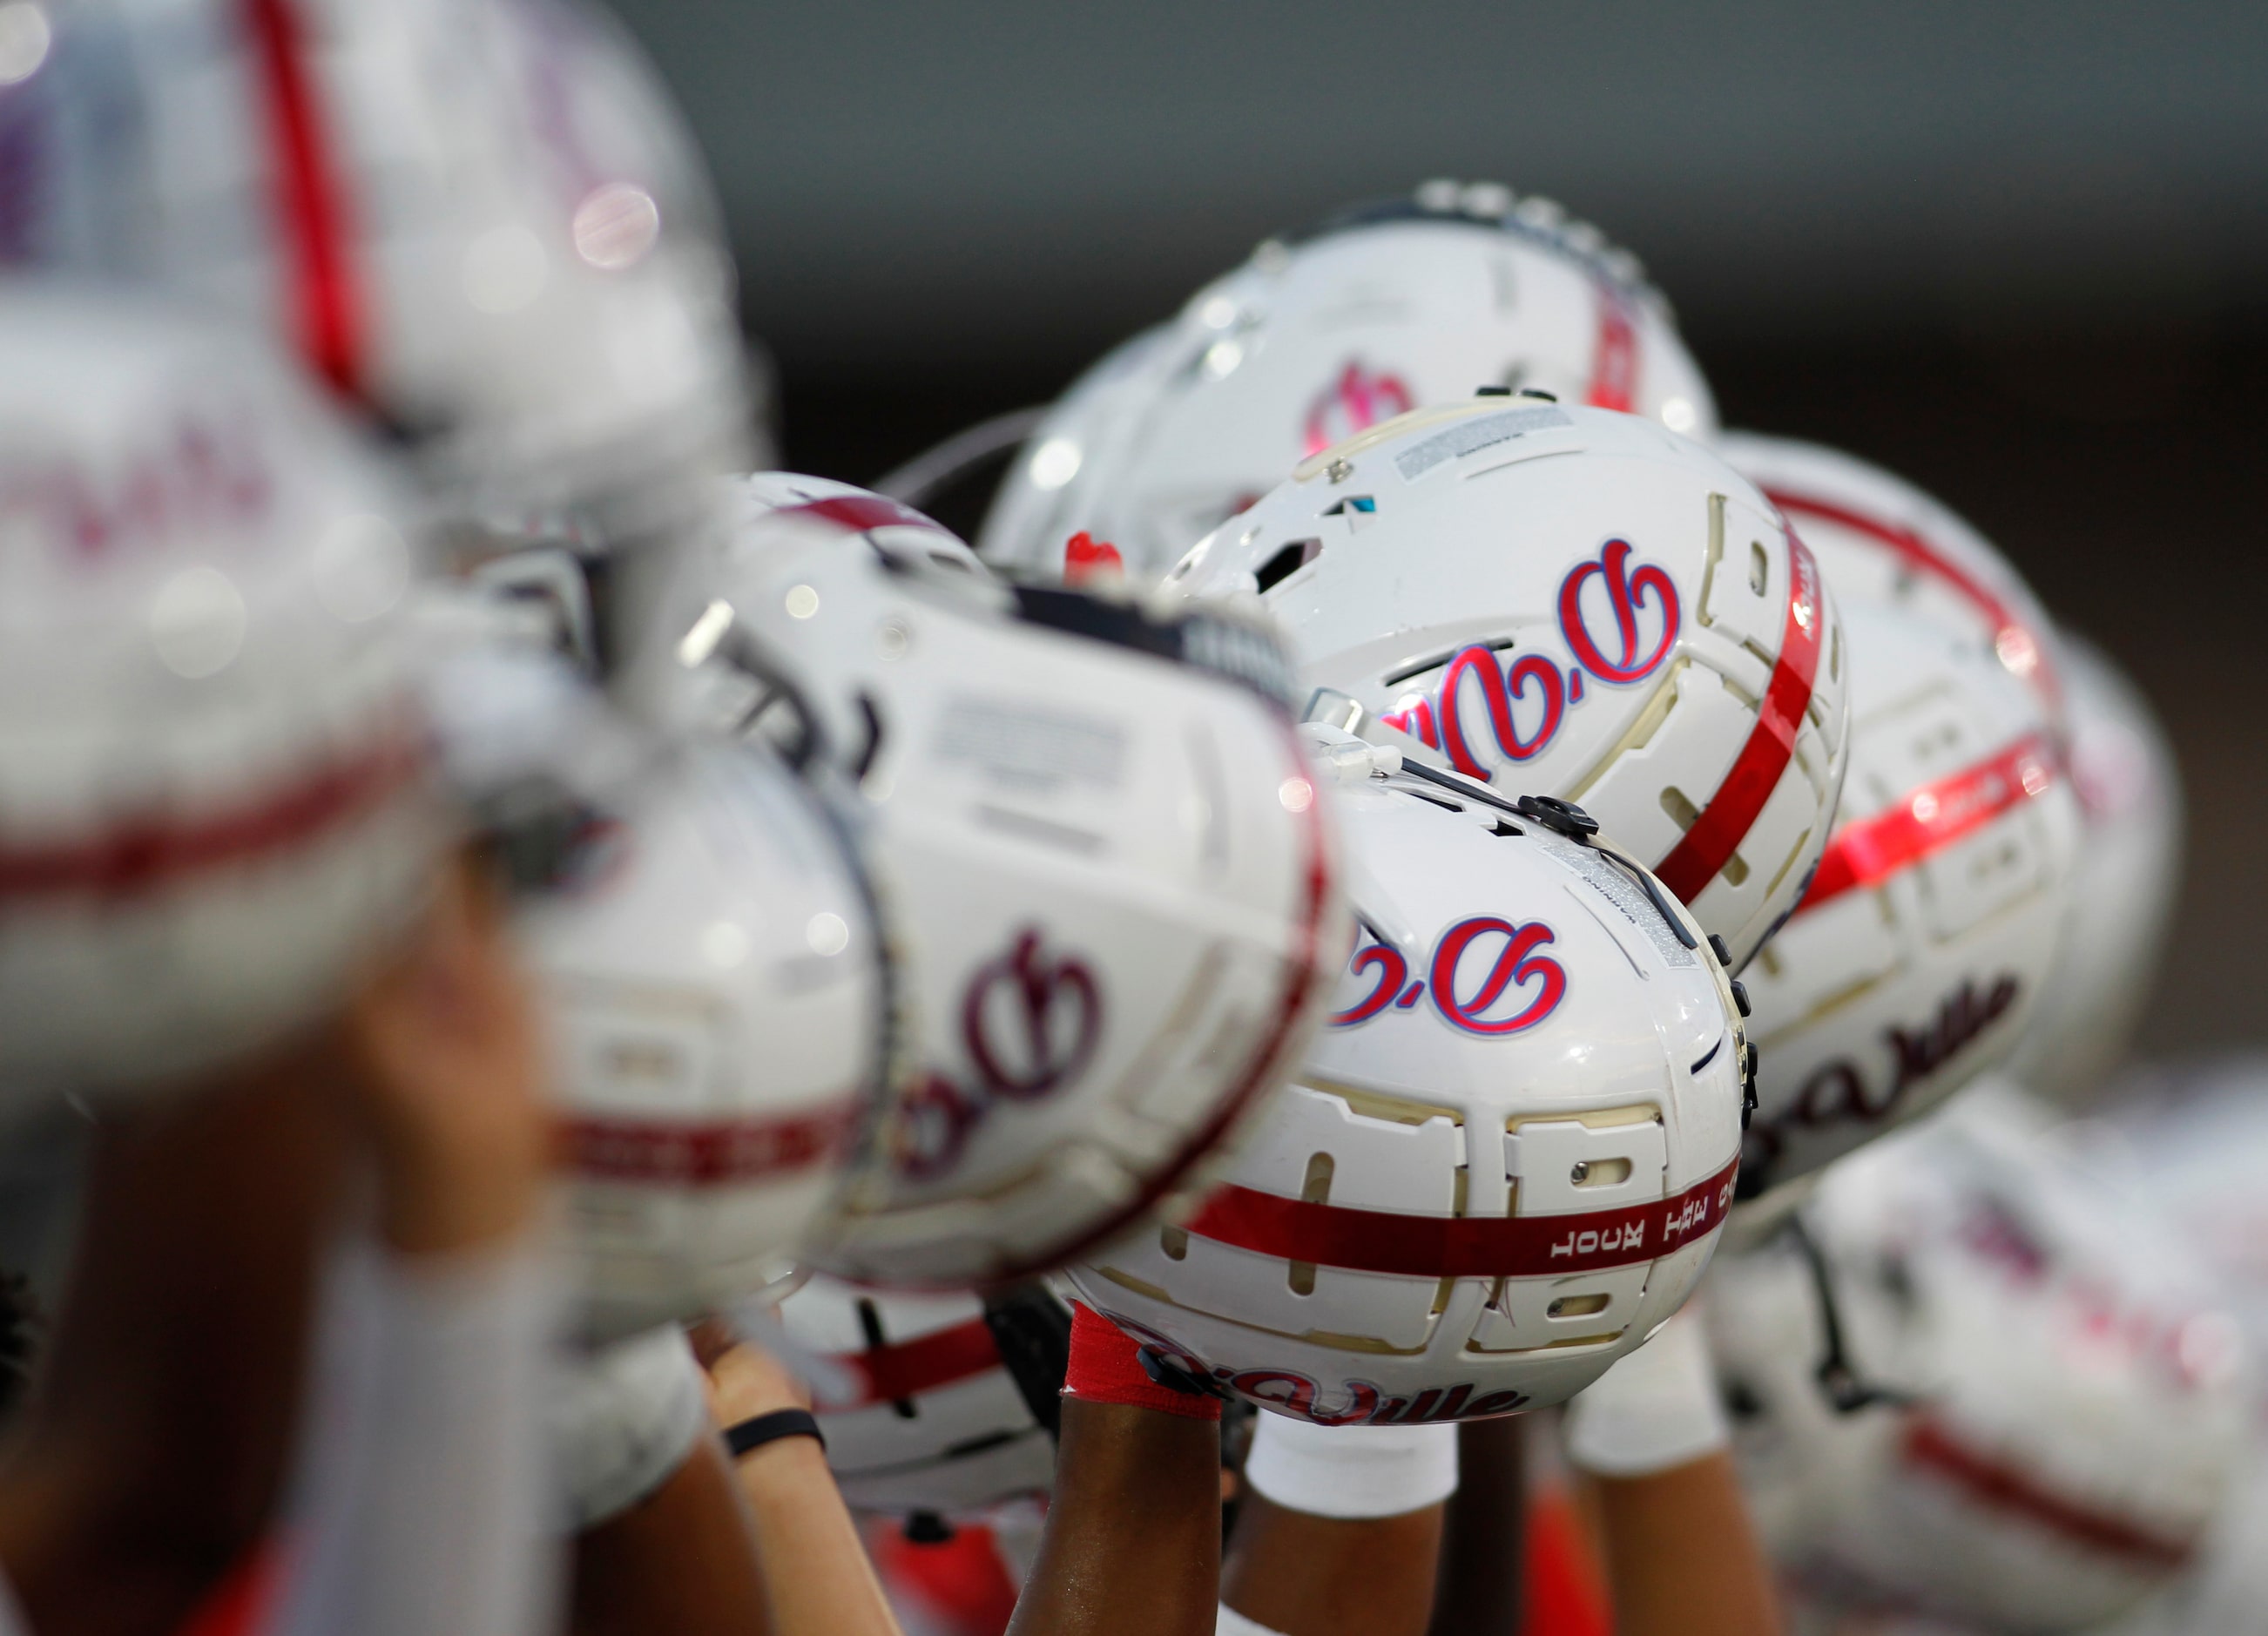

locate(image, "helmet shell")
[[1168, 400, 1850, 971], [1069, 774, 1747, 1423], [523, 743, 888, 1341], [690, 477, 1348, 1286], [1718, 431, 2064, 733], [0, 287, 442, 1106], [6, 0, 760, 547], [2007, 638, 2181, 1105], [1709, 1087, 2248, 1633], [1740, 599, 2082, 1195], [780, 1274, 1058, 1520], [982, 179, 1715, 583]]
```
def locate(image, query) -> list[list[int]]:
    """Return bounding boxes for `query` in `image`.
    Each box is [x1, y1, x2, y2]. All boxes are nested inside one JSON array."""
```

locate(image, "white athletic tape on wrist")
[[550, 1323, 709, 1530], [1218, 1602, 1290, 1636], [1242, 1411, 1460, 1518], [1562, 1306, 1729, 1478]]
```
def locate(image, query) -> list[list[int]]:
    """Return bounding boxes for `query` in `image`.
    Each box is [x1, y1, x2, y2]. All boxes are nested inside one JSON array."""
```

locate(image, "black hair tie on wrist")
[[724, 1408, 826, 1459]]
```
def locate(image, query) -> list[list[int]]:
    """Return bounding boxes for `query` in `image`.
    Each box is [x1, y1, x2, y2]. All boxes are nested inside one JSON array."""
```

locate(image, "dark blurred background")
[[617, 1, 2267, 1054]]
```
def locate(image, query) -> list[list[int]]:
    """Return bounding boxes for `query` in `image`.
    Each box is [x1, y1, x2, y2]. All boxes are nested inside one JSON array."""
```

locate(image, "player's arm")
[[1005, 1303, 1223, 1636], [1563, 1307, 1782, 1636], [1220, 1416, 1459, 1636], [705, 1328, 902, 1636]]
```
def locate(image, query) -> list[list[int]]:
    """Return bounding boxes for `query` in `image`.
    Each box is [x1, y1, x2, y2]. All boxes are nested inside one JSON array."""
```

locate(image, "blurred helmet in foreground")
[[512, 735, 888, 1342], [5, 0, 761, 683], [0, 287, 442, 1108], [1709, 1087, 2248, 1633], [1070, 750, 1748, 1423], [685, 477, 1347, 1286], [981, 179, 1716, 582], [1739, 598, 2079, 1197], [2007, 638, 2182, 1105], [779, 1274, 1065, 1522], [1718, 432, 2064, 733], [1170, 400, 1849, 972]]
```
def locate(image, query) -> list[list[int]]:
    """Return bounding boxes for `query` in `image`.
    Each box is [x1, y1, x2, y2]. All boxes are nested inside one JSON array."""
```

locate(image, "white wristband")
[[1218, 1603, 1290, 1636], [1562, 1306, 1729, 1478], [1241, 1412, 1459, 1519], [550, 1324, 709, 1531]]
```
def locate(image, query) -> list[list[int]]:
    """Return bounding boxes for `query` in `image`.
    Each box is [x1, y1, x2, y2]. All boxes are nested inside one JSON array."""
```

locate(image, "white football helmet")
[[516, 740, 889, 1342], [1739, 598, 2080, 1197], [1069, 748, 1750, 1424], [0, 287, 444, 1109], [683, 476, 1348, 1286], [778, 1274, 1063, 1521], [7, 0, 760, 689], [2006, 638, 2181, 1105], [1717, 432, 2065, 736], [981, 179, 1717, 583], [1168, 399, 1849, 972], [1709, 1087, 2248, 1633]]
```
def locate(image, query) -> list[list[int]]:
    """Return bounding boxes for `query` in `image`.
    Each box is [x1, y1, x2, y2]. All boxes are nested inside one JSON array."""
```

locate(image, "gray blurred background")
[[616, 0, 2268, 1056]]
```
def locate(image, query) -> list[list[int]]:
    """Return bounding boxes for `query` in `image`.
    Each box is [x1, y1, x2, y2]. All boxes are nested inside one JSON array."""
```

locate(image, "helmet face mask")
[[981, 181, 1717, 585], [1068, 772, 1748, 1423], [1167, 400, 1851, 973], [0, 289, 445, 1109], [681, 476, 1348, 1288]]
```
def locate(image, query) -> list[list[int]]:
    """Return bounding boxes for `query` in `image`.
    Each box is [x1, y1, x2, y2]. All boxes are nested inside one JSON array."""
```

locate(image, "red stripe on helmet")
[[1902, 1416, 2194, 1571], [1584, 289, 1637, 413], [565, 1100, 861, 1188], [1799, 734, 2055, 916], [827, 1315, 1002, 1408], [1650, 535, 1825, 904], [0, 731, 422, 901], [1185, 1154, 1739, 1279], [241, 0, 363, 400], [782, 495, 948, 536], [1762, 487, 2061, 720]]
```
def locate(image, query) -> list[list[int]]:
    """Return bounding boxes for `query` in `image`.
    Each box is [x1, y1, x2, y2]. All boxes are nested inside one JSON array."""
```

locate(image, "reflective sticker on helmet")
[[1799, 734, 2055, 916], [1185, 1153, 1739, 1278], [1392, 405, 1571, 483], [1651, 535, 1824, 904]]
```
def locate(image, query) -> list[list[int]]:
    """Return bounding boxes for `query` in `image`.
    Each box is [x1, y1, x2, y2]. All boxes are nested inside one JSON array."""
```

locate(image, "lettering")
[[1558, 539, 1680, 684], [889, 926, 1104, 1178], [1430, 917, 1566, 1036]]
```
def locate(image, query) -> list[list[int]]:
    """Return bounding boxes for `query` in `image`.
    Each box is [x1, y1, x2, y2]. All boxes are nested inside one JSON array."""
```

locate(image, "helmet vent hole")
[[1547, 1293, 1610, 1319], [1749, 541, 1770, 598], [1254, 538, 1322, 593], [1287, 1153, 1336, 1296], [1571, 1157, 1632, 1187], [1159, 1224, 1189, 1261], [1661, 787, 1701, 832]]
